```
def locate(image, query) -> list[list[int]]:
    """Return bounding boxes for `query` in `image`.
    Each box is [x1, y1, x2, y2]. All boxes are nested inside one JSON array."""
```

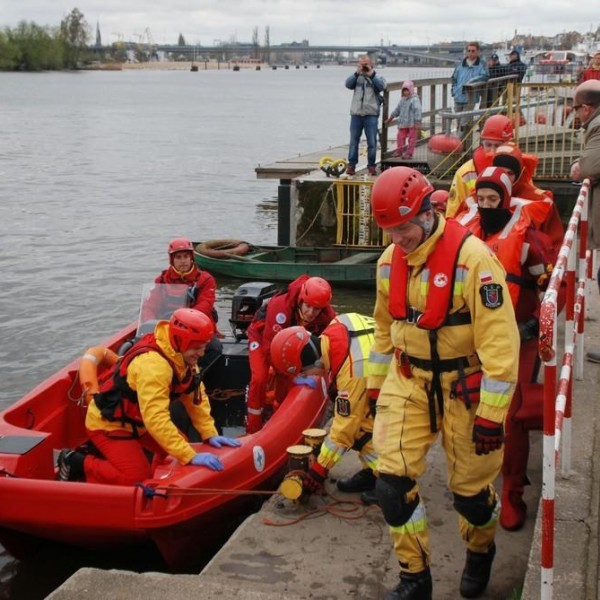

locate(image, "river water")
[[0, 64, 449, 598]]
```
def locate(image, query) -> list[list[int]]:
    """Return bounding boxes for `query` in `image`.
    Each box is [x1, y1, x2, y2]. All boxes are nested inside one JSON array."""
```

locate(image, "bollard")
[[279, 444, 313, 501], [302, 428, 327, 458]]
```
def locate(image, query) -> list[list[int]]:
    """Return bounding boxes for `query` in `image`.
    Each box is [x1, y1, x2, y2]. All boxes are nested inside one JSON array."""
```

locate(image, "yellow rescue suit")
[[367, 215, 519, 574]]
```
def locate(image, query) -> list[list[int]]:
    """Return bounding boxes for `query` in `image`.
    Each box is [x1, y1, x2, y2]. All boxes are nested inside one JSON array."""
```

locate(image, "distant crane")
[[132, 27, 158, 61]]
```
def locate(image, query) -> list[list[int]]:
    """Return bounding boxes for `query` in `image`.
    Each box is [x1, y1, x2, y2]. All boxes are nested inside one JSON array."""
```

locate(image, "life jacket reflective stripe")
[[324, 313, 375, 379], [388, 220, 471, 330], [94, 333, 197, 432]]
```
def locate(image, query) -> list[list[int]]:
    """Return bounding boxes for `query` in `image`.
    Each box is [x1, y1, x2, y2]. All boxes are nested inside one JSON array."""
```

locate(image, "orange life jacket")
[[388, 219, 471, 329], [462, 214, 529, 308], [94, 333, 198, 434]]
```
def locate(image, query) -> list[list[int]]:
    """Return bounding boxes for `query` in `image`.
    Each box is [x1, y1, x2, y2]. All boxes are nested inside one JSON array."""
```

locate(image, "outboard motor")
[[229, 281, 278, 341]]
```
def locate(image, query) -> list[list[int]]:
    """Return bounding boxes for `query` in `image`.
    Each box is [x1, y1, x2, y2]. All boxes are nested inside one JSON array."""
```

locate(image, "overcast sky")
[[4, 1, 597, 47]]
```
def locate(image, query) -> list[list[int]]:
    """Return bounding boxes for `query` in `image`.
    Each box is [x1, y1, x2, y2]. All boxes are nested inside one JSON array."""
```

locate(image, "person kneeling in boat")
[[270, 315, 379, 504], [57, 308, 241, 485], [245, 275, 336, 434]]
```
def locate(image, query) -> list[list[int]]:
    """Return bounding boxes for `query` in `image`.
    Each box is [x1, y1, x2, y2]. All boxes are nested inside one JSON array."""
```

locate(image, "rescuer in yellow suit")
[[367, 167, 519, 600], [270, 313, 378, 500]]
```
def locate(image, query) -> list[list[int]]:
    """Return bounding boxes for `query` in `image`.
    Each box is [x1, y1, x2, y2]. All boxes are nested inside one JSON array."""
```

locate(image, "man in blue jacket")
[[345, 54, 386, 176], [451, 42, 488, 133]]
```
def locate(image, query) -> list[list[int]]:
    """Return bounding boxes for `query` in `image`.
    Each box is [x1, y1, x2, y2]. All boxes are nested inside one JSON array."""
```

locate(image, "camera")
[[362, 65, 370, 72]]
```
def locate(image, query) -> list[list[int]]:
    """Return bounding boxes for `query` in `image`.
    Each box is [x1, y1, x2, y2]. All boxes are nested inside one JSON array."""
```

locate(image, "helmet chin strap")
[[410, 212, 435, 243], [171, 264, 195, 278]]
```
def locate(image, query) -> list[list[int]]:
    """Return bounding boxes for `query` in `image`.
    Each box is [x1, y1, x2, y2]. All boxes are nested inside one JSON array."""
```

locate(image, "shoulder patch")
[[335, 391, 351, 417], [479, 283, 503, 308]]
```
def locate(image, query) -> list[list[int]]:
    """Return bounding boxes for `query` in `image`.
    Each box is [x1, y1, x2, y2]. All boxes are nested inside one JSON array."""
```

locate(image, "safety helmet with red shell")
[[169, 308, 214, 353], [371, 167, 434, 228], [475, 166, 513, 209], [492, 144, 524, 181], [168, 238, 194, 265], [270, 326, 322, 376], [430, 189, 449, 212], [298, 276, 332, 309], [480, 115, 514, 143]]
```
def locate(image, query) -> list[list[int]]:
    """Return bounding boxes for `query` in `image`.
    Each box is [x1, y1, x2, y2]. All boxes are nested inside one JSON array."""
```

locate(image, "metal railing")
[[381, 75, 583, 181], [333, 178, 387, 247], [537, 180, 592, 599]]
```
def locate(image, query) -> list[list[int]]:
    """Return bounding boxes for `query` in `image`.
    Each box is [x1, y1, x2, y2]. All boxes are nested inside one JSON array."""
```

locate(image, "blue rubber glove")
[[190, 452, 223, 470], [208, 435, 242, 448], [292, 375, 317, 389]]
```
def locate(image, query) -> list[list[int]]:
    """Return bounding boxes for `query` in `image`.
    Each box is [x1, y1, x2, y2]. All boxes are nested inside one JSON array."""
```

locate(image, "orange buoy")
[[79, 346, 119, 404], [535, 113, 547, 125], [518, 114, 527, 126], [427, 134, 463, 155]]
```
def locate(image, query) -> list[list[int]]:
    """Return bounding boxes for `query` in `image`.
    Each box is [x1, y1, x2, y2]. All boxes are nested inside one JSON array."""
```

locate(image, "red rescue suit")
[[246, 275, 336, 433], [461, 204, 556, 529], [143, 264, 217, 323]]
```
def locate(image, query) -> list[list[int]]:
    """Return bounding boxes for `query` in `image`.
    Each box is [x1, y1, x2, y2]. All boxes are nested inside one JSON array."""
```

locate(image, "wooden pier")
[[256, 75, 582, 246]]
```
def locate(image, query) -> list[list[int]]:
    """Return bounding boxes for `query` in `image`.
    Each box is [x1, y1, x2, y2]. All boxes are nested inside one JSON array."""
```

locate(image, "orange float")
[[78, 346, 119, 404], [427, 134, 464, 155]]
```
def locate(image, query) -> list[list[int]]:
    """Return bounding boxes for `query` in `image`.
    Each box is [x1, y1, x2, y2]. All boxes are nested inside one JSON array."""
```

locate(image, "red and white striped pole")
[[538, 180, 590, 599]]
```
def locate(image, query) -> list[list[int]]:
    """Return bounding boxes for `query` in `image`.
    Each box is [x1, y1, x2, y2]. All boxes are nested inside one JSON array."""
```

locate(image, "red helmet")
[[475, 166, 513, 209], [270, 326, 322, 376], [169, 308, 214, 352], [298, 276, 332, 309], [430, 189, 449, 212], [168, 238, 194, 257], [371, 167, 434, 228], [480, 115, 514, 142]]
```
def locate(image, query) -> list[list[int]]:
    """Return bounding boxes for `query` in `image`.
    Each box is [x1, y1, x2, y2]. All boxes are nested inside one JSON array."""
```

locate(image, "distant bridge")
[[119, 42, 470, 66]]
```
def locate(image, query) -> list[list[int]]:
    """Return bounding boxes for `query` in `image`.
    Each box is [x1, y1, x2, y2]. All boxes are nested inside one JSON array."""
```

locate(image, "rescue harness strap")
[[506, 272, 537, 290]]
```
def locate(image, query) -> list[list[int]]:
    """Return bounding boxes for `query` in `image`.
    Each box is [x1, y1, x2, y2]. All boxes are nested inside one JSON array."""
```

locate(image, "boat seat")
[[334, 252, 380, 265]]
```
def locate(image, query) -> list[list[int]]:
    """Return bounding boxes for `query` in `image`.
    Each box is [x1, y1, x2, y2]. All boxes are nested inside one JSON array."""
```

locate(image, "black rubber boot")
[[384, 568, 433, 600], [360, 489, 379, 506], [57, 449, 86, 481], [336, 468, 376, 493], [459, 543, 496, 598]]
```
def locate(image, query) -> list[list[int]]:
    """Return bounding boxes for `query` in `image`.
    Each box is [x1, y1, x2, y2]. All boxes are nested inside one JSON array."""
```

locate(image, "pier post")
[[277, 179, 293, 246]]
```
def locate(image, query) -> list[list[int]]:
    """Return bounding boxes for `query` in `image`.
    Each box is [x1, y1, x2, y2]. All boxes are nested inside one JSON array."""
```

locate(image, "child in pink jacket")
[[386, 80, 422, 158]]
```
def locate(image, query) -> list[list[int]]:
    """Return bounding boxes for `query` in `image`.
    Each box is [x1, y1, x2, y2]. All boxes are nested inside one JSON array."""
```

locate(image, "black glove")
[[472, 417, 504, 455], [518, 318, 539, 342], [303, 463, 328, 494]]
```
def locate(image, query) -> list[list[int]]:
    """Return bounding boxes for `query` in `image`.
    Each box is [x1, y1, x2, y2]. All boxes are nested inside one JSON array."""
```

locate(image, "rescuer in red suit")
[[245, 275, 336, 433]]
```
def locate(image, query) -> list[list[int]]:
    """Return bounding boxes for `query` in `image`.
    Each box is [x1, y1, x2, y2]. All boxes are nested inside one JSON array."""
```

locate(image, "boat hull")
[[0, 322, 329, 571], [194, 243, 381, 287]]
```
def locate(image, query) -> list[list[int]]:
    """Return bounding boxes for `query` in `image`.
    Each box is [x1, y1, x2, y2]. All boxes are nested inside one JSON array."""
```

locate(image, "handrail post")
[[538, 179, 591, 599], [380, 87, 390, 162]]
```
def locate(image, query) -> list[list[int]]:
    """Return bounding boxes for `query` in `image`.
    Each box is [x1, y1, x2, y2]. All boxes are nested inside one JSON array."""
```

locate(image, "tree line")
[[0, 8, 90, 71]]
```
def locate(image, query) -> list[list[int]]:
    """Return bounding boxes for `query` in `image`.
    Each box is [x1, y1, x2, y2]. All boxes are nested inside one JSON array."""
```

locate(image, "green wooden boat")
[[193, 240, 383, 287]]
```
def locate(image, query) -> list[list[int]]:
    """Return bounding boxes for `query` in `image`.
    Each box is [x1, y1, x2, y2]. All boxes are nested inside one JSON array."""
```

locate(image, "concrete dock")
[[47, 294, 600, 600]]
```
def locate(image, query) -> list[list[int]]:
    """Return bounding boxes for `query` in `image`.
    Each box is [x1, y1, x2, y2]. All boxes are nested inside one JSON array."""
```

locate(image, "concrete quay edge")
[[47, 295, 600, 600]]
